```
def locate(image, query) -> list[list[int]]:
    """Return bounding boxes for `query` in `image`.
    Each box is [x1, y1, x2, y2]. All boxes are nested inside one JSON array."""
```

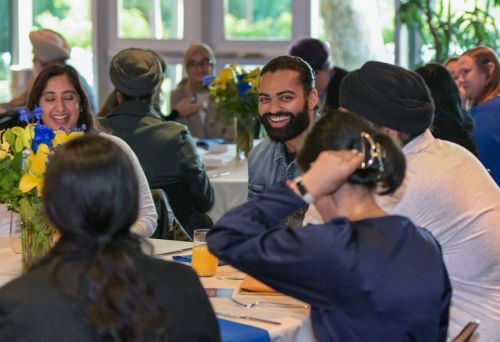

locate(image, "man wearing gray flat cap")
[[101, 48, 214, 239], [308, 60, 500, 340]]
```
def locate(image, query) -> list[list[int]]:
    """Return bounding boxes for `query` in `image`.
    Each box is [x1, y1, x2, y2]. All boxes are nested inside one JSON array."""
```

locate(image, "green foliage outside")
[[225, 0, 292, 40], [119, 8, 153, 39], [227, 0, 290, 21], [225, 12, 292, 40], [33, 1, 92, 49], [399, 0, 500, 62], [119, 0, 176, 39]]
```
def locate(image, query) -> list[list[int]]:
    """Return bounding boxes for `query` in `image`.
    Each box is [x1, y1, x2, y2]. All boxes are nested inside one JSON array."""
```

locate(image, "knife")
[[216, 312, 281, 325]]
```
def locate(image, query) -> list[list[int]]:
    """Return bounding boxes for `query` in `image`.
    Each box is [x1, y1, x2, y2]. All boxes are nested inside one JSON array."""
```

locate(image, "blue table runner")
[[218, 318, 270, 342]]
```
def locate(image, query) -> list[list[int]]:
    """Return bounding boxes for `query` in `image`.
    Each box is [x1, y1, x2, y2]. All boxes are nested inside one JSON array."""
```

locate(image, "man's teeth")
[[269, 116, 289, 122]]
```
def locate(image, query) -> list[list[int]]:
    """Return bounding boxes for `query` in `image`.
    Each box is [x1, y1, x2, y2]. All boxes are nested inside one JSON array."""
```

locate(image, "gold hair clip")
[[360, 131, 384, 173]]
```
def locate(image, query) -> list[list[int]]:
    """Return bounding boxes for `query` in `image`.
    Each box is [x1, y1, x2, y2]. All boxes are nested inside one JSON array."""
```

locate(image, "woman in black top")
[[0, 135, 220, 341]]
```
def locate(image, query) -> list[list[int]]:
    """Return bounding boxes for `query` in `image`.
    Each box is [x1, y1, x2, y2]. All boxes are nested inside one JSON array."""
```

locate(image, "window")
[[117, 0, 184, 40], [0, 1, 11, 103], [32, 0, 94, 91], [224, 0, 292, 41]]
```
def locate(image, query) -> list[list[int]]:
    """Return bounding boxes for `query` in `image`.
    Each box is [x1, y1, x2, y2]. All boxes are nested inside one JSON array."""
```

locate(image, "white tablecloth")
[[0, 237, 315, 342], [198, 144, 249, 223]]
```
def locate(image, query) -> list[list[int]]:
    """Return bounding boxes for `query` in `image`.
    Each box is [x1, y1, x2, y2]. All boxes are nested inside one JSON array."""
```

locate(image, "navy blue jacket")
[[208, 183, 451, 341]]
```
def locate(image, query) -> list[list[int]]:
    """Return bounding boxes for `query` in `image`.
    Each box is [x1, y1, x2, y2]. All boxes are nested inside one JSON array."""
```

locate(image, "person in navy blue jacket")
[[208, 109, 451, 342]]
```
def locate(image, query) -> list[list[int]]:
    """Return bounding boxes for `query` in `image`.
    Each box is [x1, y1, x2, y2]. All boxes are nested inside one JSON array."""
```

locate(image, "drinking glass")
[[192, 229, 218, 277]]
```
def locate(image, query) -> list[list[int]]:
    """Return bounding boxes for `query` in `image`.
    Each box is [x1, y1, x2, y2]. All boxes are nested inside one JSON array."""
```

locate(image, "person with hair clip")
[[207, 110, 451, 342], [0, 135, 220, 341], [458, 46, 500, 185], [22, 63, 157, 237]]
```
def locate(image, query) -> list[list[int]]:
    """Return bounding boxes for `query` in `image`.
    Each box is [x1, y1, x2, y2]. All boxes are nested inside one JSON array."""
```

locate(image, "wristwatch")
[[293, 177, 314, 204]]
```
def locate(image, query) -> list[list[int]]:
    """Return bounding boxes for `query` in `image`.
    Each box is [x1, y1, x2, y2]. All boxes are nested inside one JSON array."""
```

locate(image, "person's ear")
[[486, 61, 495, 78], [307, 88, 318, 110], [116, 90, 125, 104]]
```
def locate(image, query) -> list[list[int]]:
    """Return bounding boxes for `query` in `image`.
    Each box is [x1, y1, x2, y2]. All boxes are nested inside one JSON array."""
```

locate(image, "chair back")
[[150, 188, 191, 241], [451, 320, 480, 342]]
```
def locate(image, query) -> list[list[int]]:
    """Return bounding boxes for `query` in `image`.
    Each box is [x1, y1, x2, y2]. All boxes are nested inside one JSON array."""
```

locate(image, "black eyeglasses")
[[187, 58, 213, 69]]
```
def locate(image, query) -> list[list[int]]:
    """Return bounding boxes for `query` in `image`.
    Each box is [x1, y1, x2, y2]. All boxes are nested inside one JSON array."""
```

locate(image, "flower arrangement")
[[0, 107, 83, 267], [205, 64, 260, 158]]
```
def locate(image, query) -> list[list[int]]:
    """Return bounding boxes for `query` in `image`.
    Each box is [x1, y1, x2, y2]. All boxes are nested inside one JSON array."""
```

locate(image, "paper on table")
[[144, 238, 192, 255], [203, 157, 225, 169], [239, 275, 283, 296]]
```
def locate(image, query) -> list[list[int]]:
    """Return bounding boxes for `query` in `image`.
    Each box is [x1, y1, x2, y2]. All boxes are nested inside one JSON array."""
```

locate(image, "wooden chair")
[[451, 320, 480, 342], [150, 188, 191, 241]]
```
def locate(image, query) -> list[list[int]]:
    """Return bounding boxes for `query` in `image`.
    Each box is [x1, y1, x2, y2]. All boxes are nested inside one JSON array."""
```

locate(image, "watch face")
[[296, 180, 308, 196]]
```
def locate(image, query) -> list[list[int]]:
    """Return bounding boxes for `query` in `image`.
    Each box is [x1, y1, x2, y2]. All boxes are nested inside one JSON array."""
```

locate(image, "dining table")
[[0, 236, 316, 342], [198, 143, 251, 223]]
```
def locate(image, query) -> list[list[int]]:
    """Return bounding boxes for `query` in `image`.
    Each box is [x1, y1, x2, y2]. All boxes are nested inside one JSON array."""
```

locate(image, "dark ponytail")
[[297, 109, 406, 195], [41, 135, 169, 341]]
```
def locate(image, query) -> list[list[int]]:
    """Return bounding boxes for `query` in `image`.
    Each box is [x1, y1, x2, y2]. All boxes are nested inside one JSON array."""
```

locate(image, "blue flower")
[[33, 106, 42, 123], [202, 74, 215, 87], [18, 108, 32, 123], [237, 82, 252, 100], [31, 124, 55, 153]]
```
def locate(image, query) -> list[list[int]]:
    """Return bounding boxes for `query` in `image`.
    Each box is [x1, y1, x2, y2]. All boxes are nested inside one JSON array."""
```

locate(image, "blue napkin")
[[172, 254, 226, 266], [218, 319, 270, 342], [196, 138, 225, 150]]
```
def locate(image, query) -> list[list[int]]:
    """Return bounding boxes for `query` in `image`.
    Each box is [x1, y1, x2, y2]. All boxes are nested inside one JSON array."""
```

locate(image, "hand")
[[174, 97, 205, 117], [301, 150, 364, 199]]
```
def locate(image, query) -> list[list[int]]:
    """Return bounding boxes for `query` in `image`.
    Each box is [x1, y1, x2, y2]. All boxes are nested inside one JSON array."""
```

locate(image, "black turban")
[[339, 61, 435, 135], [109, 48, 162, 97]]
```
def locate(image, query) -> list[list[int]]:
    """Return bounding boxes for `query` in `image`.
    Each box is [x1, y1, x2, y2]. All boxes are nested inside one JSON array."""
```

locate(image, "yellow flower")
[[19, 144, 50, 195], [0, 141, 11, 160], [11, 125, 34, 152], [53, 130, 84, 147], [217, 67, 236, 90]]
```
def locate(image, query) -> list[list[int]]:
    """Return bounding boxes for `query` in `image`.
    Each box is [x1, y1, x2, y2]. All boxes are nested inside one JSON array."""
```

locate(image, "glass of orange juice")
[[192, 229, 218, 277]]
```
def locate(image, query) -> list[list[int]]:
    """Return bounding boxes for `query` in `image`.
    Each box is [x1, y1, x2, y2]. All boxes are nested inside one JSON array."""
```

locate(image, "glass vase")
[[20, 216, 53, 270], [235, 116, 255, 160], [9, 211, 22, 254]]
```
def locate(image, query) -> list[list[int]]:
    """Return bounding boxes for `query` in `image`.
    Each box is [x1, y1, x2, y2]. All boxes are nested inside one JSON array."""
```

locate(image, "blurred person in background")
[[288, 38, 348, 111], [170, 43, 234, 141], [444, 57, 467, 99], [415, 63, 478, 156], [97, 49, 202, 120], [0, 29, 97, 114], [100, 48, 214, 238], [458, 46, 500, 185]]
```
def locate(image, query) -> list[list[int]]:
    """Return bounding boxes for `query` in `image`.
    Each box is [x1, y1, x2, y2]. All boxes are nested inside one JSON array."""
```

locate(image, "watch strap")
[[293, 177, 314, 204]]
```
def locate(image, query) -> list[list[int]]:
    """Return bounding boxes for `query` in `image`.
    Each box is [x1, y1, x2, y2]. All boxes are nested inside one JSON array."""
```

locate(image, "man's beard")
[[260, 102, 310, 143]]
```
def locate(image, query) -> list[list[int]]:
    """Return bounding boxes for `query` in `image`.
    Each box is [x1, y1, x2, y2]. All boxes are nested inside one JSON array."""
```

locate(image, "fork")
[[230, 297, 310, 309]]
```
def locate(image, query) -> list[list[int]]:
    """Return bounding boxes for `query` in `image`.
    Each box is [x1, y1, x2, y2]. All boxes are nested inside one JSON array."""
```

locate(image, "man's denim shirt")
[[248, 137, 301, 199], [248, 138, 305, 227]]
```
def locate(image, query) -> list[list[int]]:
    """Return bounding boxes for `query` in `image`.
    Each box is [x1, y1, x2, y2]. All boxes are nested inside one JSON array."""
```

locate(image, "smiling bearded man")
[[247, 55, 318, 227]]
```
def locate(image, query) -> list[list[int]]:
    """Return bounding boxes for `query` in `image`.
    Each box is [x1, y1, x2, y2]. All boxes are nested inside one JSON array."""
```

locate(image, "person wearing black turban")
[[307, 60, 500, 341]]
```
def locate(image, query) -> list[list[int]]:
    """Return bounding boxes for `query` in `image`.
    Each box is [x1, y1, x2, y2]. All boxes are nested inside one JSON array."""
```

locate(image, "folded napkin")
[[218, 319, 270, 342], [239, 276, 283, 296]]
